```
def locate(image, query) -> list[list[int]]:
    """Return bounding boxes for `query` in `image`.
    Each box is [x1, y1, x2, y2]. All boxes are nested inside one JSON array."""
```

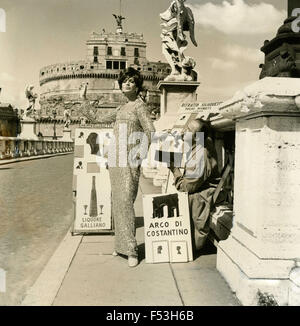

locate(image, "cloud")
[[222, 44, 264, 63], [208, 58, 237, 70], [199, 80, 257, 102], [190, 0, 286, 35]]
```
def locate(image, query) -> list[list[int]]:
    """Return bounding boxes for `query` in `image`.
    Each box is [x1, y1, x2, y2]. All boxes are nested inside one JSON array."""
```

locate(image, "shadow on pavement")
[[193, 240, 217, 259], [137, 242, 145, 262]]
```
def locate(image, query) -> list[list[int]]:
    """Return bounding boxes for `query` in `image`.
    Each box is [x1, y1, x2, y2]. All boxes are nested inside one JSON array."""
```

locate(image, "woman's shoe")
[[128, 256, 138, 267], [112, 251, 118, 257]]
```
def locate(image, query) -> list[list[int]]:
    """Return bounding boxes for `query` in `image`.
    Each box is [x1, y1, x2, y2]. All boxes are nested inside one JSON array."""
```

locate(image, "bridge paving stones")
[[0, 155, 74, 305]]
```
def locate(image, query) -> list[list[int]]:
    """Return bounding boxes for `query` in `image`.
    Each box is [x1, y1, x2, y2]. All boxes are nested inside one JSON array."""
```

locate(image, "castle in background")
[[38, 15, 170, 139]]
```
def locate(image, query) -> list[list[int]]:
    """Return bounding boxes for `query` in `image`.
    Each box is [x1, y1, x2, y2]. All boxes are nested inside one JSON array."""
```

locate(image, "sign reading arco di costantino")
[[143, 192, 193, 264]]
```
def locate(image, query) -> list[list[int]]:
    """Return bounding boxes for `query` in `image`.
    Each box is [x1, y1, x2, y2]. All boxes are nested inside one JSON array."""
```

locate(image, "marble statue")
[[79, 82, 88, 100], [113, 14, 125, 29], [160, 0, 198, 81], [181, 56, 197, 81], [78, 82, 101, 123], [63, 108, 71, 129], [24, 85, 38, 119]]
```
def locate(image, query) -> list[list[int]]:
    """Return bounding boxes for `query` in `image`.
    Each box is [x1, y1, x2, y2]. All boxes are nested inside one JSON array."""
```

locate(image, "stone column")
[[145, 81, 200, 187], [216, 77, 300, 306]]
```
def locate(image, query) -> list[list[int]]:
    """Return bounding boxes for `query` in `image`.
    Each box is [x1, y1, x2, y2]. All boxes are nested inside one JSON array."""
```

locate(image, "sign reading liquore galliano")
[[72, 127, 113, 234], [143, 192, 193, 263]]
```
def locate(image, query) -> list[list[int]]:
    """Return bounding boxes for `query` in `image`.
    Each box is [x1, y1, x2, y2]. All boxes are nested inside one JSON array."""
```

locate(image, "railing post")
[[0, 139, 5, 159]]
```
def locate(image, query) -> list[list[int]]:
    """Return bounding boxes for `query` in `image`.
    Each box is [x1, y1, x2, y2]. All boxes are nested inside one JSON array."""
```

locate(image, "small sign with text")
[[143, 192, 193, 264]]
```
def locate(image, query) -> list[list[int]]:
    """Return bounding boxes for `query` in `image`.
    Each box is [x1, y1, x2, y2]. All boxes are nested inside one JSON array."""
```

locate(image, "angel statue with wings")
[[160, 0, 198, 81], [24, 85, 38, 119]]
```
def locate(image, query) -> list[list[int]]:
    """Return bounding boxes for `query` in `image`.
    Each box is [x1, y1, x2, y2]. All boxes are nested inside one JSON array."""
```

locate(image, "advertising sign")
[[72, 127, 113, 234], [143, 192, 193, 263]]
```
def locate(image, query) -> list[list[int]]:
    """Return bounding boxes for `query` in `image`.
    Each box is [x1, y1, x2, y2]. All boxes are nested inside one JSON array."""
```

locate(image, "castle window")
[[94, 56, 98, 63], [93, 46, 99, 56], [113, 61, 119, 70], [106, 61, 112, 69], [57, 68, 59, 72], [120, 61, 126, 70], [80, 65, 84, 70], [90, 66, 94, 69], [41, 72, 45, 76], [134, 48, 139, 57], [121, 47, 126, 56], [148, 67, 152, 71], [107, 46, 112, 55], [63, 67, 66, 71]]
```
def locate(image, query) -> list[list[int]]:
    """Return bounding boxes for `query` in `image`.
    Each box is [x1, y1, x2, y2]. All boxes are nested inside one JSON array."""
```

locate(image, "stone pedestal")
[[20, 118, 38, 140], [216, 77, 300, 306], [154, 81, 200, 131], [61, 128, 73, 142], [151, 81, 200, 190]]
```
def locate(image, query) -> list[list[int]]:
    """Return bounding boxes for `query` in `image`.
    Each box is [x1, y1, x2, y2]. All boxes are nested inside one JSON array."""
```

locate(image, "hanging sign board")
[[173, 102, 222, 131], [72, 127, 113, 234], [143, 192, 193, 263], [178, 102, 223, 114]]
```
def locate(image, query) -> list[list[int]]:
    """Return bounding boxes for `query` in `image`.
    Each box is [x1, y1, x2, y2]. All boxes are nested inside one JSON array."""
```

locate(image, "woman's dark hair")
[[118, 67, 143, 94]]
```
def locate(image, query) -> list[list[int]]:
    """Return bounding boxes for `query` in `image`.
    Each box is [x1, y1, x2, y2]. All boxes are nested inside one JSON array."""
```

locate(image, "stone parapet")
[[0, 136, 74, 160], [216, 77, 300, 306], [216, 77, 300, 120]]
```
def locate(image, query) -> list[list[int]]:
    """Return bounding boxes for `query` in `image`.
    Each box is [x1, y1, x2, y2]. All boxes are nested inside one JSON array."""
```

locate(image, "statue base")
[[155, 81, 200, 131], [20, 118, 38, 140], [61, 128, 73, 142]]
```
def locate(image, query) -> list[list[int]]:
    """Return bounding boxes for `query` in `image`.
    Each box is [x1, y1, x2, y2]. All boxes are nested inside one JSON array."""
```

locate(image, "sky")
[[0, 0, 288, 109]]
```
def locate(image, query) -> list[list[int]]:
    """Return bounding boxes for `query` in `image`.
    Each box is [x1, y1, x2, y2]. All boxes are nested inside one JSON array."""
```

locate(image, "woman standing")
[[96, 67, 155, 267]]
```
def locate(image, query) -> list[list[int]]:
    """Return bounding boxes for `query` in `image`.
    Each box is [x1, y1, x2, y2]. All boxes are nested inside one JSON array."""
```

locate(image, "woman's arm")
[[78, 102, 118, 124]]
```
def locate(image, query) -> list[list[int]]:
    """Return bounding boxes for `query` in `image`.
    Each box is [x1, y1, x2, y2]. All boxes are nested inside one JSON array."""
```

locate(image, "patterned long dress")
[[98, 98, 155, 257]]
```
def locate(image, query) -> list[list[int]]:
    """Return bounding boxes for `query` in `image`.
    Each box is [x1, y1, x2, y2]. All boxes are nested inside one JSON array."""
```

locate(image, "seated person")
[[168, 118, 219, 251]]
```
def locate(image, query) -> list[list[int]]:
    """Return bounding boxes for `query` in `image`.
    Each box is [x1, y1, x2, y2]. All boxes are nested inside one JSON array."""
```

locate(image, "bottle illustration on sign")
[[89, 176, 98, 217], [83, 205, 88, 215], [176, 246, 182, 255], [99, 205, 104, 215]]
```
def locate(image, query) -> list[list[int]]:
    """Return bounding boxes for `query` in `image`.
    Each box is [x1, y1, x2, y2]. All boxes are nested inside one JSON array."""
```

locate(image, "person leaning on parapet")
[[168, 119, 219, 252]]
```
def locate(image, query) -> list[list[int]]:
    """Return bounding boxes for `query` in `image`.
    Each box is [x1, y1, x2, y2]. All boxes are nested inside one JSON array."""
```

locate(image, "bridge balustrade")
[[0, 137, 74, 160]]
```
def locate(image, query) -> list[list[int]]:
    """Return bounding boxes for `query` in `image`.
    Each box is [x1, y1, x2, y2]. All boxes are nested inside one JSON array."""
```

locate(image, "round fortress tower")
[[38, 16, 170, 138]]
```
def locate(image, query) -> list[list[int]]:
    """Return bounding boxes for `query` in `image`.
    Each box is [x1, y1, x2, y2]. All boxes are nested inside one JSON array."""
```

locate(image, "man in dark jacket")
[[168, 118, 219, 251]]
